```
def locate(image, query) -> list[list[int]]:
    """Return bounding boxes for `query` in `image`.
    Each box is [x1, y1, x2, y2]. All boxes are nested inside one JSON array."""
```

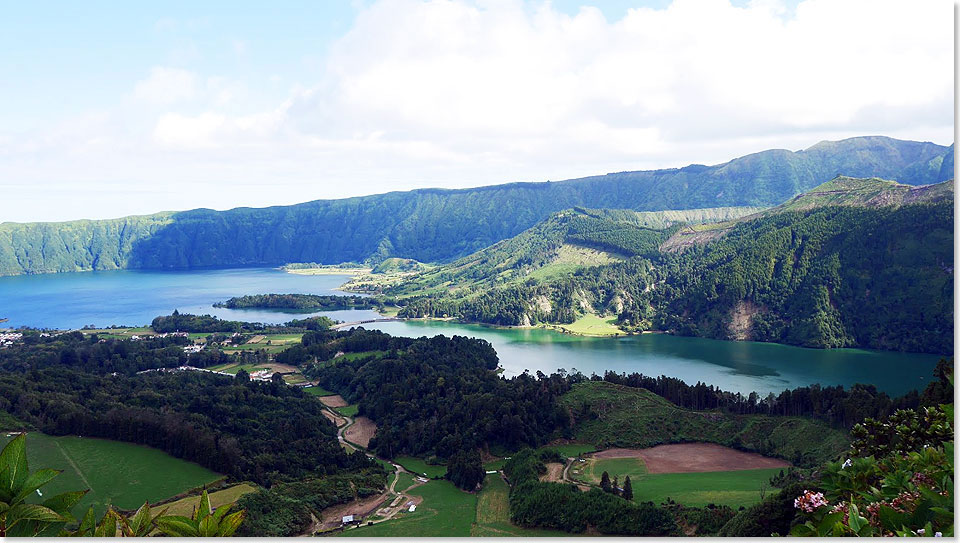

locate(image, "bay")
[[0, 267, 942, 396]]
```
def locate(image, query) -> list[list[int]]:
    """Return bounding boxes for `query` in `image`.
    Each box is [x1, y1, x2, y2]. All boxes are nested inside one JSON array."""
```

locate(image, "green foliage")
[[718, 481, 812, 536], [0, 434, 82, 537], [445, 449, 485, 491], [392, 178, 954, 354], [503, 449, 677, 536], [154, 489, 245, 537], [790, 377, 954, 537], [560, 381, 848, 467], [0, 136, 948, 277], [305, 329, 572, 459], [214, 293, 389, 311]]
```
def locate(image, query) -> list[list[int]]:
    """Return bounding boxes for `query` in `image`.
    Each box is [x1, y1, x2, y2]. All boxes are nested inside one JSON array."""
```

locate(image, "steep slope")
[[0, 136, 951, 276], [660, 176, 954, 252]]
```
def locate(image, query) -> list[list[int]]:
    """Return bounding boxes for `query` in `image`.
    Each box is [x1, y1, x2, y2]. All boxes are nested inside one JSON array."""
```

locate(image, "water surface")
[[0, 267, 943, 396]]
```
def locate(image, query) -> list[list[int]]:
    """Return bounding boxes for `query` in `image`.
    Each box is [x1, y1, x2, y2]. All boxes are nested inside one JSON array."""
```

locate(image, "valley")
[[0, 136, 952, 538]]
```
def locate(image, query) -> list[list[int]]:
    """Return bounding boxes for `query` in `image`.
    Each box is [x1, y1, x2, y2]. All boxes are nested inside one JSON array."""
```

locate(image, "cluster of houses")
[[0, 332, 23, 346], [130, 331, 190, 341], [249, 369, 275, 382]]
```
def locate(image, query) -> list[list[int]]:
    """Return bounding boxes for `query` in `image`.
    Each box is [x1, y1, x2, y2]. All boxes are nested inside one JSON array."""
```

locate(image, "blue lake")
[[0, 267, 944, 396]]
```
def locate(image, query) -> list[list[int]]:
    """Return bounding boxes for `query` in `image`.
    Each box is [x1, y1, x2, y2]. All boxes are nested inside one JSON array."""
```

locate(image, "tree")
[[600, 471, 612, 493], [235, 369, 250, 383], [445, 449, 484, 491], [622, 476, 633, 501], [271, 372, 285, 385]]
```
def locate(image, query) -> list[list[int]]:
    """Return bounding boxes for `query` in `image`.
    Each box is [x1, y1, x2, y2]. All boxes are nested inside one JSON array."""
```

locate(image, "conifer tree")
[[623, 476, 633, 501]]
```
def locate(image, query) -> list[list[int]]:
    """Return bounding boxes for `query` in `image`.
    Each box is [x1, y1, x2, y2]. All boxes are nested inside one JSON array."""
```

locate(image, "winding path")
[[320, 403, 424, 533]]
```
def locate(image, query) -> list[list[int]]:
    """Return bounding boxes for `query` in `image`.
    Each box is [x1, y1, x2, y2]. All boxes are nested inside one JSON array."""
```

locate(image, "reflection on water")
[[0, 267, 943, 396]]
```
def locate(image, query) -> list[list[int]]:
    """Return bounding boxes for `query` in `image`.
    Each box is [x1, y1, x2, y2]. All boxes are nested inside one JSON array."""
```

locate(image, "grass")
[[339, 480, 477, 537], [2, 432, 223, 519], [394, 471, 417, 492], [333, 350, 387, 363], [304, 386, 336, 396], [283, 373, 307, 384], [580, 457, 647, 485], [627, 469, 784, 508], [159, 483, 257, 517], [545, 314, 625, 337], [559, 381, 849, 467], [393, 456, 447, 479], [335, 404, 359, 417], [472, 474, 571, 537]]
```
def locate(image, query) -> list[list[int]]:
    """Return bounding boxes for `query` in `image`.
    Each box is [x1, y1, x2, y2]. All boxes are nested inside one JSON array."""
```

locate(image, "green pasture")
[[472, 475, 571, 537], [393, 456, 447, 479], [394, 471, 417, 492], [629, 468, 783, 508], [304, 386, 336, 396], [335, 404, 359, 417], [578, 456, 648, 485], [2, 432, 222, 519], [340, 480, 476, 537]]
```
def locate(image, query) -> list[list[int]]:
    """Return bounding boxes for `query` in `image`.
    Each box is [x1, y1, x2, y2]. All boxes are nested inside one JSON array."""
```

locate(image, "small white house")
[[408, 505, 416, 512], [341, 515, 354, 525]]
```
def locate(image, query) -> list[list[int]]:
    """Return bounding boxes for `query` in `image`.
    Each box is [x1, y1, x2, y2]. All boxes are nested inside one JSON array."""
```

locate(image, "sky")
[[0, 0, 953, 222]]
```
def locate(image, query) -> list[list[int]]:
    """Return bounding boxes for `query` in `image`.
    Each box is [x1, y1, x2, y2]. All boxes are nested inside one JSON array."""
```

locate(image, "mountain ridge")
[[0, 136, 952, 276]]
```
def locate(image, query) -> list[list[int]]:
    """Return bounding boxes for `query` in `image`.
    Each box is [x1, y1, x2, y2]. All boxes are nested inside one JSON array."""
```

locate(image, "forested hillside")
[[0, 136, 950, 276], [395, 178, 954, 353]]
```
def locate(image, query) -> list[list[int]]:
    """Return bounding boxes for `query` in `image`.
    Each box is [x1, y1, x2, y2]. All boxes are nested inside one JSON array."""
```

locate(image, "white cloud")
[[133, 67, 198, 104], [0, 0, 953, 222]]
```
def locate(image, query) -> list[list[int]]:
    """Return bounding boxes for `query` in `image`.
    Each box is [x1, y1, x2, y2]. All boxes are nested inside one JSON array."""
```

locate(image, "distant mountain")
[[395, 177, 954, 353], [0, 136, 951, 276]]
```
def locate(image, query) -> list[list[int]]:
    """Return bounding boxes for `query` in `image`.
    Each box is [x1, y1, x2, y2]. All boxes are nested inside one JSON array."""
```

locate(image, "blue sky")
[[0, 0, 951, 222]]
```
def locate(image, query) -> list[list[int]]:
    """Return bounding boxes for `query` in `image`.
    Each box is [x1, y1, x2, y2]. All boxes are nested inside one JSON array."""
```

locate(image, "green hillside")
[[560, 381, 849, 467], [394, 178, 953, 353], [661, 176, 954, 251], [383, 206, 758, 298], [0, 136, 950, 276]]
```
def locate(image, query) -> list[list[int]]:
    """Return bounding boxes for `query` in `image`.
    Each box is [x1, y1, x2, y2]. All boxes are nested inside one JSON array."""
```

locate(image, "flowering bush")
[[791, 395, 954, 537], [793, 491, 828, 513]]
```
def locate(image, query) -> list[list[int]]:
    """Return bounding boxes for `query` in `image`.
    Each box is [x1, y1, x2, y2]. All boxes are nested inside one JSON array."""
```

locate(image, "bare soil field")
[[322, 410, 346, 427], [320, 493, 388, 530], [318, 394, 349, 408], [540, 462, 564, 482], [593, 443, 790, 473], [344, 416, 377, 448]]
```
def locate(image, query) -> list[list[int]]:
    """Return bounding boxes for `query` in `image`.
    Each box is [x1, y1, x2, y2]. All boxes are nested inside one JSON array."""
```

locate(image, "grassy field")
[[472, 475, 571, 537], [579, 457, 647, 484], [1, 433, 223, 518], [340, 480, 477, 537], [159, 483, 257, 517], [628, 468, 784, 508], [283, 373, 308, 384], [336, 404, 359, 417], [334, 350, 388, 363], [544, 314, 625, 337], [560, 381, 849, 467], [393, 456, 447, 479], [394, 471, 417, 492], [304, 386, 336, 396]]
